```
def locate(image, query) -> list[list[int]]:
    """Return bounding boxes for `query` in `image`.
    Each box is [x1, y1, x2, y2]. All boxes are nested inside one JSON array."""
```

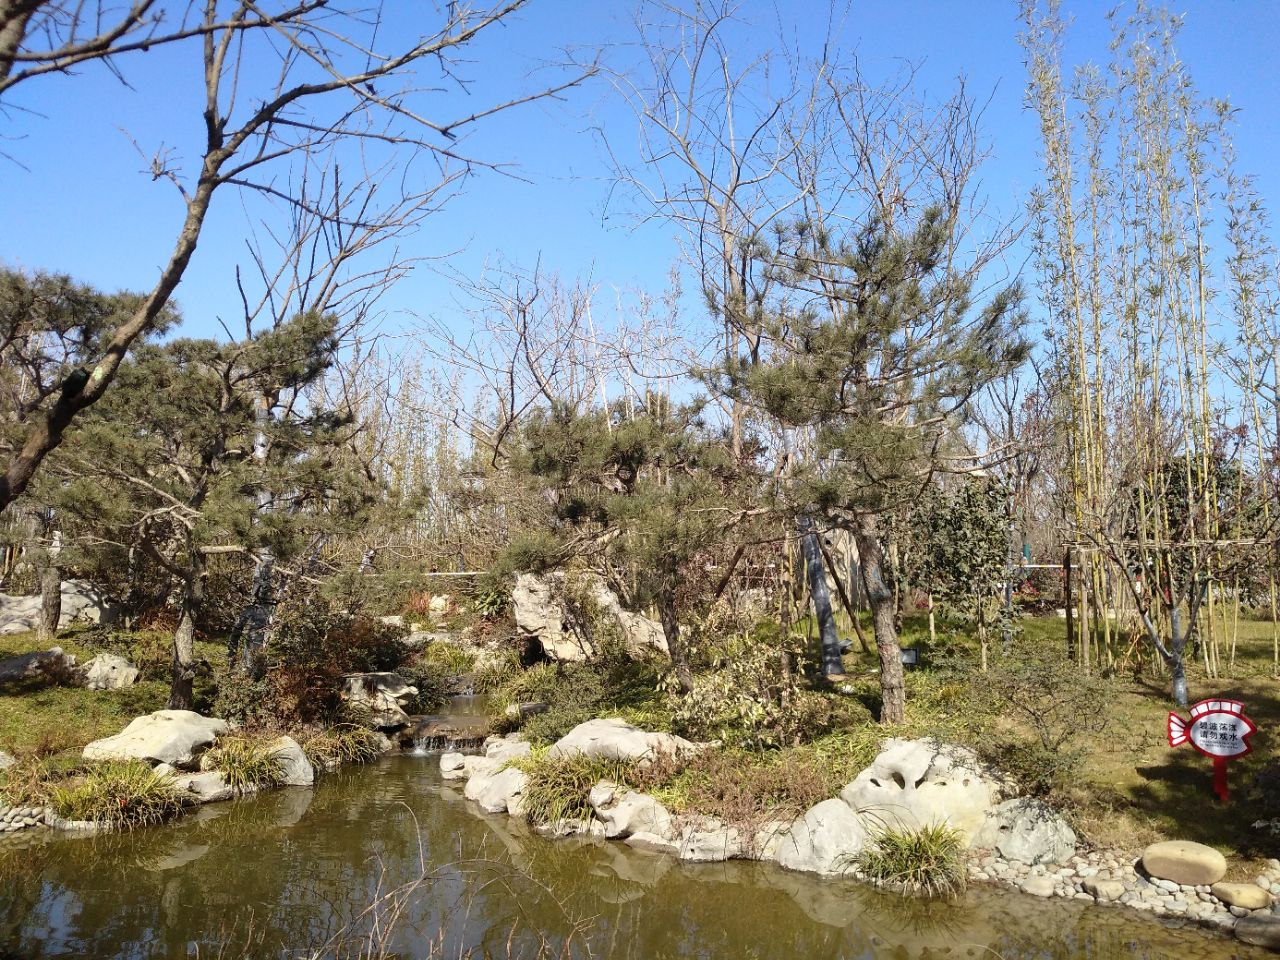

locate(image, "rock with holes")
[[839, 738, 998, 844], [592, 788, 675, 840], [340, 672, 417, 728], [775, 799, 867, 876], [512, 572, 668, 661], [80, 653, 140, 690], [547, 718, 696, 764], [973, 797, 1076, 865]]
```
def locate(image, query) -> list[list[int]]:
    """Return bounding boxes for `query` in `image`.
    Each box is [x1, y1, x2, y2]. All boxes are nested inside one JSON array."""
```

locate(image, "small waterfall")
[[409, 733, 485, 755]]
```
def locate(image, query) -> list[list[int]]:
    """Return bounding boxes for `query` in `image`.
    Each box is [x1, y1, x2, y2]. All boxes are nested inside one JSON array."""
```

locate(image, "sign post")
[[1167, 699, 1256, 804]]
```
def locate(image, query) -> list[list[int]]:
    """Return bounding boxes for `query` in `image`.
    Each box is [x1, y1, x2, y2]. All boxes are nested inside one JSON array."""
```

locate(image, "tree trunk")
[[37, 555, 60, 643], [659, 587, 693, 695], [798, 516, 843, 675], [854, 515, 905, 724], [168, 560, 205, 710]]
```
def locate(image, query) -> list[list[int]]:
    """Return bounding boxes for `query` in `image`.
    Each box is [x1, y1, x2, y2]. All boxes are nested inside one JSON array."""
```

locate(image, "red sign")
[[1168, 699, 1256, 803]]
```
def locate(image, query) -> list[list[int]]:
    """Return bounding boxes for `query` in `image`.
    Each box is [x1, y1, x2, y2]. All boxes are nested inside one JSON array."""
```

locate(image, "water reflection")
[[0, 756, 1268, 960]]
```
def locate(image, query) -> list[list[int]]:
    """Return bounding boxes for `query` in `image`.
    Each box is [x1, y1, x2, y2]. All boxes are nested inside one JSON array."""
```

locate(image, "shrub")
[[300, 724, 385, 770], [419, 641, 477, 676], [517, 751, 642, 825], [397, 659, 451, 714], [202, 736, 286, 791], [50, 761, 186, 829], [855, 823, 967, 897], [673, 641, 839, 748], [472, 649, 522, 693], [211, 671, 278, 728]]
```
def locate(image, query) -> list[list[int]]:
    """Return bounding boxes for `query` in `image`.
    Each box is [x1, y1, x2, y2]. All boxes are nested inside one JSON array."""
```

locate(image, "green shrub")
[[419, 641, 477, 676], [398, 660, 451, 714], [50, 761, 186, 829], [203, 736, 286, 791], [211, 671, 277, 728], [855, 823, 967, 897], [517, 751, 643, 825], [300, 724, 385, 770], [472, 649, 522, 693], [673, 641, 840, 748]]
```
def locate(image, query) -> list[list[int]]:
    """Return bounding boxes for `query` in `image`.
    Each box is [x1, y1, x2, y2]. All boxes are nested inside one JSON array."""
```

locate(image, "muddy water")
[[0, 754, 1269, 959]]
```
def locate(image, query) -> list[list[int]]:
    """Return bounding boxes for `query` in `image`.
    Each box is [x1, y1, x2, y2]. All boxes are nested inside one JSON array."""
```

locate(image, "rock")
[[464, 766, 527, 814], [973, 797, 1076, 865], [547, 718, 696, 764], [1141, 840, 1227, 886], [678, 821, 744, 862], [776, 798, 867, 876], [483, 735, 532, 763], [80, 653, 140, 690], [1235, 914, 1280, 950], [840, 738, 998, 844], [0, 647, 77, 686], [512, 572, 668, 661], [536, 817, 606, 840], [340, 672, 417, 728], [173, 770, 234, 803], [0, 750, 14, 771], [83, 710, 228, 767], [1212, 882, 1272, 911], [503, 702, 549, 722], [0, 579, 118, 635], [440, 753, 467, 779], [626, 831, 681, 855], [269, 736, 314, 786], [1021, 875, 1057, 898], [1083, 878, 1126, 902], [594, 790, 674, 840]]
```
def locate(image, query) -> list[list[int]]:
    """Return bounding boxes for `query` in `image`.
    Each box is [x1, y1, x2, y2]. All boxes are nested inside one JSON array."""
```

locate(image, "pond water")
[[0, 749, 1269, 959]]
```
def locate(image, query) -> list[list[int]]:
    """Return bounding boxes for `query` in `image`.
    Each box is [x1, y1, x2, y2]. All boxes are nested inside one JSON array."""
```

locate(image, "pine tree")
[[711, 209, 1028, 723]]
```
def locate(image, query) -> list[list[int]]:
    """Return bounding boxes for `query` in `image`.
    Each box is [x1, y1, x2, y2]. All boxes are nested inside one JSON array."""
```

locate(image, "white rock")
[[776, 798, 867, 876], [83, 710, 228, 767], [0, 750, 14, 770], [626, 830, 681, 855], [483, 735, 532, 763], [80, 653, 140, 690], [678, 821, 744, 862], [340, 673, 417, 728], [464, 766, 527, 814], [840, 738, 998, 844], [0, 579, 118, 635], [1021, 875, 1057, 898], [547, 718, 696, 764], [512, 572, 668, 660], [269, 736, 314, 786], [973, 797, 1077, 865], [595, 791, 674, 840], [440, 753, 467, 778], [172, 770, 233, 803]]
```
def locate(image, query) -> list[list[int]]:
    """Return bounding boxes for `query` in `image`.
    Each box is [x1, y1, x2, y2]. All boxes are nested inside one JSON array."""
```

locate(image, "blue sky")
[[3, 1, 1279, 348]]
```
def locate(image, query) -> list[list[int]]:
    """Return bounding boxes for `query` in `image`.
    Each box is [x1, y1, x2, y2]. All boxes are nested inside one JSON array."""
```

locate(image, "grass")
[[856, 823, 967, 898], [514, 749, 645, 825], [202, 736, 286, 791], [299, 724, 385, 770], [49, 759, 186, 829]]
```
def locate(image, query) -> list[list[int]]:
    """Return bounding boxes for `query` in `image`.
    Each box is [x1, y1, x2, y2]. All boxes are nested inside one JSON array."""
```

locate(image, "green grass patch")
[[515, 749, 644, 825], [49, 760, 186, 829], [202, 736, 286, 791], [856, 822, 967, 898], [299, 724, 385, 770]]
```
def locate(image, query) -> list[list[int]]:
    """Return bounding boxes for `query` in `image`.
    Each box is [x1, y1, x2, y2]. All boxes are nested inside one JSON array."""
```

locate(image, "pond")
[[0, 748, 1269, 959]]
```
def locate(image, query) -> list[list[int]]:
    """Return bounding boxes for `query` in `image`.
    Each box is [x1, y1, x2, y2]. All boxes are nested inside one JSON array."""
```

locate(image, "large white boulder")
[[590, 785, 675, 840], [483, 734, 532, 763], [547, 718, 695, 764], [0, 647, 77, 685], [512, 572, 667, 660], [340, 672, 417, 728], [83, 710, 228, 768], [677, 820, 745, 862], [269, 736, 314, 787], [973, 797, 1076, 865], [775, 799, 866, 876], [839, 738, 998, 844], [80, 653, 140, 691], [1141, 839, 1227, 886], [464, 766, 528, 814]]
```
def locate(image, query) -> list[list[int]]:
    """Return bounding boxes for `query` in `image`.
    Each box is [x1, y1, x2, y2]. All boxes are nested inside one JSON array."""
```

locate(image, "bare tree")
[[0, 0, 592, 513]]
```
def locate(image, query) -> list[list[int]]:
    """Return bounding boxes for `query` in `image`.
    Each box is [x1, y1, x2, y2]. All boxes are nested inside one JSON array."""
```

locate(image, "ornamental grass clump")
[[204, 736, 286, 791], [50, 760, 186, 830], [300, 724, 385, 771], [516, 751, 643, 826], [855, 822, 967, 898]]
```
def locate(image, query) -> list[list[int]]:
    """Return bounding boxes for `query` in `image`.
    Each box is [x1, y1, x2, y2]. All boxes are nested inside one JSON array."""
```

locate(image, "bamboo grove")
[[1021, 0, 1280, 702]]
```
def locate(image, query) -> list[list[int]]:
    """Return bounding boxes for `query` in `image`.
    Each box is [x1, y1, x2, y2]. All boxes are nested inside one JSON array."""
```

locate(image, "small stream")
[[0, 714, 1270, 959]]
